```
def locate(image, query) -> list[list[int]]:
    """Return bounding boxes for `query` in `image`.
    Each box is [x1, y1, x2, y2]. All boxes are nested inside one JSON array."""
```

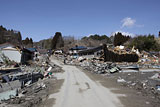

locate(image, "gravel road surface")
[[49, 58, 124, 107]]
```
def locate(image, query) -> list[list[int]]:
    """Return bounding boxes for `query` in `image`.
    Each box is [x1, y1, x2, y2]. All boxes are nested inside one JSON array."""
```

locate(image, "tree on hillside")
[[82, 34, 112, 43], [113, 32, 130, 46], [25, 37, 30, 45], [29, 38, 33, 47], [22, 37, 34, 48], [17, 32, 22, 43], [0, 25, 7, 31], [51, 32, 64, 49], [159, 31, 160, 38], [29, 38, 33, 44], [110, 35, 114, 43], [128, 34, 160, 51], [0, 25, 22, 45]]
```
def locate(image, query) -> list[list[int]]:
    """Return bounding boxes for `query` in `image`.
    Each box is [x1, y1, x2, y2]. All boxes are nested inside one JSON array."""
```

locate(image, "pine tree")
[[51, 32, 64, 49], [113, 32, 130, 46], [25, 37, 30, 45], [29, 38, 33, 44]]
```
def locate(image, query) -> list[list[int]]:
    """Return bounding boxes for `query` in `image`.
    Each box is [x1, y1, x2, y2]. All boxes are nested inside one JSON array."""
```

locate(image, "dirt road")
[[49, 58, 124, 107]]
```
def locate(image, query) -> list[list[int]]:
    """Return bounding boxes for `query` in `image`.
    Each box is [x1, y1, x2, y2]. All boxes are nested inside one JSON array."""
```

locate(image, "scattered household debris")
[[150, 73, 160, 80], [0, 49, 63, 107], [53, 46, 160, 106], [0, 42, 160, 106], [157, 85, 160, 91], [117, 78, 126, 83]]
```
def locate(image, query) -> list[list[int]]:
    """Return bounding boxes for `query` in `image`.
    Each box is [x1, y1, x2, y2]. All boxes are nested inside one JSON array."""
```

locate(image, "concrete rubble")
[[53, 44, 160, 106], [0, 50, 63, 107], [0, 43, 160, 106], [62, 57, 160, 106]]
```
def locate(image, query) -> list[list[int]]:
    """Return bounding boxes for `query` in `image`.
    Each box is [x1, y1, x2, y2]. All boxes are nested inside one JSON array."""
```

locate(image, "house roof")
[[26, 48, 37, 52], [2, 47, 18, 51], [22, 48, 34, 53], [78, 46, 103, 54], [70, 46, 87, 50], [0, 43, 15, 49]]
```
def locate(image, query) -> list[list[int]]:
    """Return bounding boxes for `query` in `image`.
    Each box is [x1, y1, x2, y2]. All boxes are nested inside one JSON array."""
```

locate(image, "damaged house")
[[0, 43, 21, 63], [69, 46, 87, 58], [69, 46, 87, 55], [103, 44, 139, 62], [78, 46, 103, 56], [70, 44, 139, 62], [21, 48, 34, 64], [0, 43, 34, 64]]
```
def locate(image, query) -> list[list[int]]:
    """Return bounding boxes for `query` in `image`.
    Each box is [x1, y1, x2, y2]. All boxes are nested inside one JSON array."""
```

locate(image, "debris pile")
[[59, 46, 160, 105], [103, 44, 139, 62], [111, 72, 160, 104], [0, 49, 63, 107], [81, 61, 121, 74]]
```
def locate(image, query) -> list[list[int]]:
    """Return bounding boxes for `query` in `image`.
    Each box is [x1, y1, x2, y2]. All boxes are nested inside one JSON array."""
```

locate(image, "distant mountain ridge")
[[0, 25, 22, 46]]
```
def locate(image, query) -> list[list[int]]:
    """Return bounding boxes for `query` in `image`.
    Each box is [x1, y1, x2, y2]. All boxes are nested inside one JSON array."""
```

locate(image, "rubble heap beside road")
[[0, 53, 63, 107], [54, 52, 160, 106]]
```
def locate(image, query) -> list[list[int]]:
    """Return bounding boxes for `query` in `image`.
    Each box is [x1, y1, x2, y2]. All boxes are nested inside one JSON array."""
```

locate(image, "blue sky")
[[0, 0, 160, 41]]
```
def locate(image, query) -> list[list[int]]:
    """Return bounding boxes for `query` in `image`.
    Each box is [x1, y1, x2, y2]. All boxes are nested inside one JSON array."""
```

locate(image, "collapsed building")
[[78, 46, 103, 56], [71, 44, 139, 62], [0, 48, 63, 107], [21, 48, 34, 64], [0, 43, 35, 64], [0, 43, 21, 63], [0, 43, 57, 103], [103, 44, 139, 62]]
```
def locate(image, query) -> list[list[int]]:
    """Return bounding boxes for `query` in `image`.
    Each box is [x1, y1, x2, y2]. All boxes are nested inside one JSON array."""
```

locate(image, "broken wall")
[[103, 44, 139, 62]]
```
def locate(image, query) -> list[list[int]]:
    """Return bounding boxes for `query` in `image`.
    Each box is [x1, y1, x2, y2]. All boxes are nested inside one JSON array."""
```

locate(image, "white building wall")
[[2, 49, 21, 63]]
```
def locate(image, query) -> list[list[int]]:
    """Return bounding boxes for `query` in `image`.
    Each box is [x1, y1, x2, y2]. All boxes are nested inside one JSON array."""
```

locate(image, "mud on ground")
[[79, 67, 160, 107], [40, 77, 64, 107], [0, 74, 64, 107]]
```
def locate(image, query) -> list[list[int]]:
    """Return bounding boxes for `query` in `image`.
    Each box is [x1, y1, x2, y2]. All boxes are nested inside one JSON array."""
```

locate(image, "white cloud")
[[111, 31, 135, 37], [121, 17, 136, 28], [87, 34, 94, 37]]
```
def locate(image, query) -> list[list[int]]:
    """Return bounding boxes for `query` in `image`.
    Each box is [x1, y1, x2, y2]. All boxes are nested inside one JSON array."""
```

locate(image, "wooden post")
[[103, 44, 107, 62]]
